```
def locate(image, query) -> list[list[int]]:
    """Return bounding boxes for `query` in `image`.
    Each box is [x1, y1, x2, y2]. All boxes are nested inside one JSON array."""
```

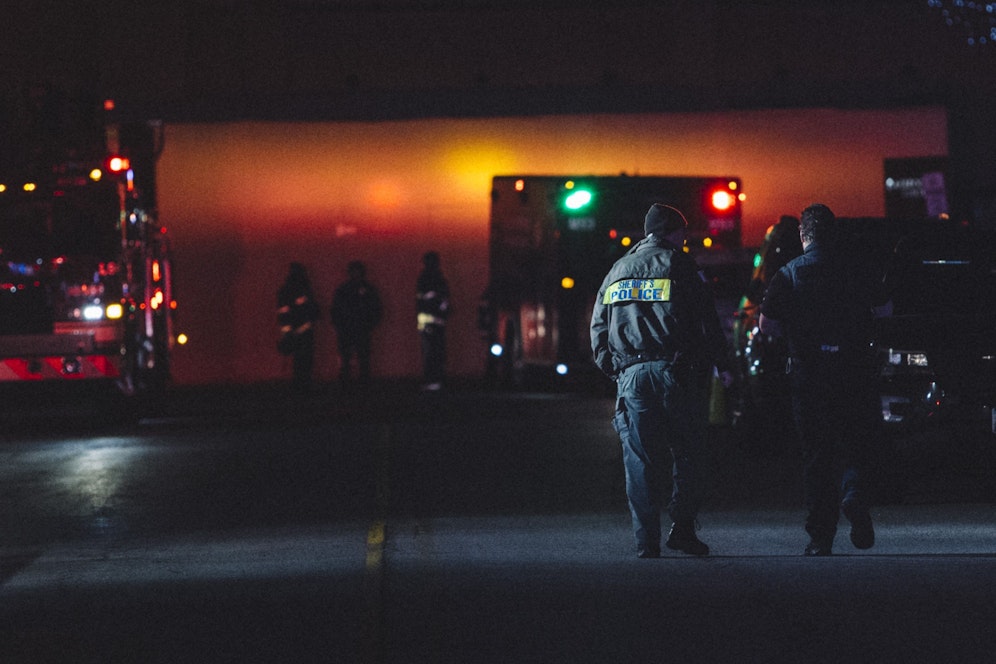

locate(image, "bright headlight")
[[83, 304, 104, 320], [887, 350, 930, 367]]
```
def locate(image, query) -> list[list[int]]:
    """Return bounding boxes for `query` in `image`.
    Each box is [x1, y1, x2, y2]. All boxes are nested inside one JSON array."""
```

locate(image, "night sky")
[[2, 2, 994, 122]]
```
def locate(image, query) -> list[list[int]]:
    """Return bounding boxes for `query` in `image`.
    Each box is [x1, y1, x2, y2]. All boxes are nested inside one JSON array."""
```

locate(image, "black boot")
[[665, 521, 710, 556], [842, 501, 875, 550]]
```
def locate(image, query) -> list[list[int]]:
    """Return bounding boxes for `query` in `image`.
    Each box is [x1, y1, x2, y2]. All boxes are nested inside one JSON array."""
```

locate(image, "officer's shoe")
[[665, 521, 709, 556], [841, 501, 875, 550]]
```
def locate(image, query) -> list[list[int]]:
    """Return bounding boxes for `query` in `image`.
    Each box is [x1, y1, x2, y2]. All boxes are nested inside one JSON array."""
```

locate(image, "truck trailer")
[[483, 174, 747, 387]]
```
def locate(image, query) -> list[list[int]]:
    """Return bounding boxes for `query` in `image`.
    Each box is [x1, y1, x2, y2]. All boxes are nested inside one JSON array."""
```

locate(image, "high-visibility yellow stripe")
[[363, 424, 391, 663], [417, 312, 446, 330], [603, 278, 671, 304], [365, 520, 385, 569]]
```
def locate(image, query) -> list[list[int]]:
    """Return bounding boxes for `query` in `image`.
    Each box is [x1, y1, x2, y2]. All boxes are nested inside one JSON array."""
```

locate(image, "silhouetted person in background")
[[330, 260, 382, 385], [744, 215, 803, 305], [735, 214, 803, 455], [416, 251, 450, 391], [277, 262, 320, 393]]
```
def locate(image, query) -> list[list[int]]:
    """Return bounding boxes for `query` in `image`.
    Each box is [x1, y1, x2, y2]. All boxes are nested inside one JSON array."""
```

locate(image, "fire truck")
[[483, 174, 747, 387], [0, 95, 175, 396]]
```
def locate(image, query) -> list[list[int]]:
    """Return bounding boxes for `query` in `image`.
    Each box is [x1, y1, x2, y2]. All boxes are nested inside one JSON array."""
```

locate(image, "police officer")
[[759, 203, 886, 556], [591, 204, 734, 558]]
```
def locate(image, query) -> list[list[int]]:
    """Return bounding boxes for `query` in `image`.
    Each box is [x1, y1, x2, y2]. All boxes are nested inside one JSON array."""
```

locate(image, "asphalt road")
[[1, 380, 995, 663]]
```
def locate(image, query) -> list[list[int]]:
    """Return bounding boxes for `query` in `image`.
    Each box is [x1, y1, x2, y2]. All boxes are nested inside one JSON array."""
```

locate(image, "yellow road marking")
[[363, 424, 391, 663]]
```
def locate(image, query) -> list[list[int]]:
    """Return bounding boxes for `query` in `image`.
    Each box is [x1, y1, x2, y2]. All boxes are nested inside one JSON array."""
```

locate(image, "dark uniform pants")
[[420, 324, 447, 385], [613, 360, 710, 553], [790, 353, 879, 543], [338, 333, 373, 382], [291, 329, 315, 392]]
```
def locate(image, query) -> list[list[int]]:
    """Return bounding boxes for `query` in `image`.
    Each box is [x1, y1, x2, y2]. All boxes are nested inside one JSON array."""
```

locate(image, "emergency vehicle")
[[483, 174, 747, 386], [0, 98, 176, 396]]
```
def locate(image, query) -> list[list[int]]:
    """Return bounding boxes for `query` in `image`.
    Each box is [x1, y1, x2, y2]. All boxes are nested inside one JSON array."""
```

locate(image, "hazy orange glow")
[[157, 108, 947, 385]]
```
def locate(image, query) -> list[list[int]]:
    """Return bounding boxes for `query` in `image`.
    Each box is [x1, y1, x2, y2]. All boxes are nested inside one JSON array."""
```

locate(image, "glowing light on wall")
[[368, 180, 405, 209], [443, 141, 518, 206], [157, 108, 948, 384]]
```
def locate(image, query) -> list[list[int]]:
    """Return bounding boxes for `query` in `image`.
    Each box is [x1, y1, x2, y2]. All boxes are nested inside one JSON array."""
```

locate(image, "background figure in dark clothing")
[[416, 251, 450, 391], [277, 262, 320, 393], [759, 203, 889, 556], [330, 260, 382, 385], [744, 215, 803, 306]]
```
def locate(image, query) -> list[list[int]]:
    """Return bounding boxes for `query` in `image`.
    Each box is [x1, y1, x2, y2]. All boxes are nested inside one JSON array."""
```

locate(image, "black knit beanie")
[[644, 203, 688, 237]]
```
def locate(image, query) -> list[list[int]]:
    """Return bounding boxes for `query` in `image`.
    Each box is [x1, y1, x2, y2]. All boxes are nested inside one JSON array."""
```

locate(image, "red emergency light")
[[710, 188, 736, 212], [106, 156, 131, 173]]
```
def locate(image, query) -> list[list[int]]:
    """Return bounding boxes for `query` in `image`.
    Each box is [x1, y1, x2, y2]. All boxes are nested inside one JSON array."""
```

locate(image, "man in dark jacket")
[[591, 204, 733, 558], [759, 203, 885, 556], [331, 260, 382, 384]]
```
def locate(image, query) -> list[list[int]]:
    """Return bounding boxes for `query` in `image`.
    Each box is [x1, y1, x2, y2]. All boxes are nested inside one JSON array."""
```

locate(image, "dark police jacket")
[[331, 278, 382, 340], [760, 240, 882, 365], [590, 234, 732, 379]]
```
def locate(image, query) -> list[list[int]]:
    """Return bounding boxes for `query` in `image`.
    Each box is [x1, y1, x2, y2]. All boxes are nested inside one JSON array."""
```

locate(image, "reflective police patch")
[[603, 278, 671, 304]]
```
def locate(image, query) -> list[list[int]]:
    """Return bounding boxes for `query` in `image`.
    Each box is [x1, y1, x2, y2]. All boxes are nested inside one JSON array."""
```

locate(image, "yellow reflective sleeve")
[[602, 278, 672, 304]]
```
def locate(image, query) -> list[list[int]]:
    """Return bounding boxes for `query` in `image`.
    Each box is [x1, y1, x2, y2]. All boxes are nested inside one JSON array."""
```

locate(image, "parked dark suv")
[[730, 215, 996, 448]]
